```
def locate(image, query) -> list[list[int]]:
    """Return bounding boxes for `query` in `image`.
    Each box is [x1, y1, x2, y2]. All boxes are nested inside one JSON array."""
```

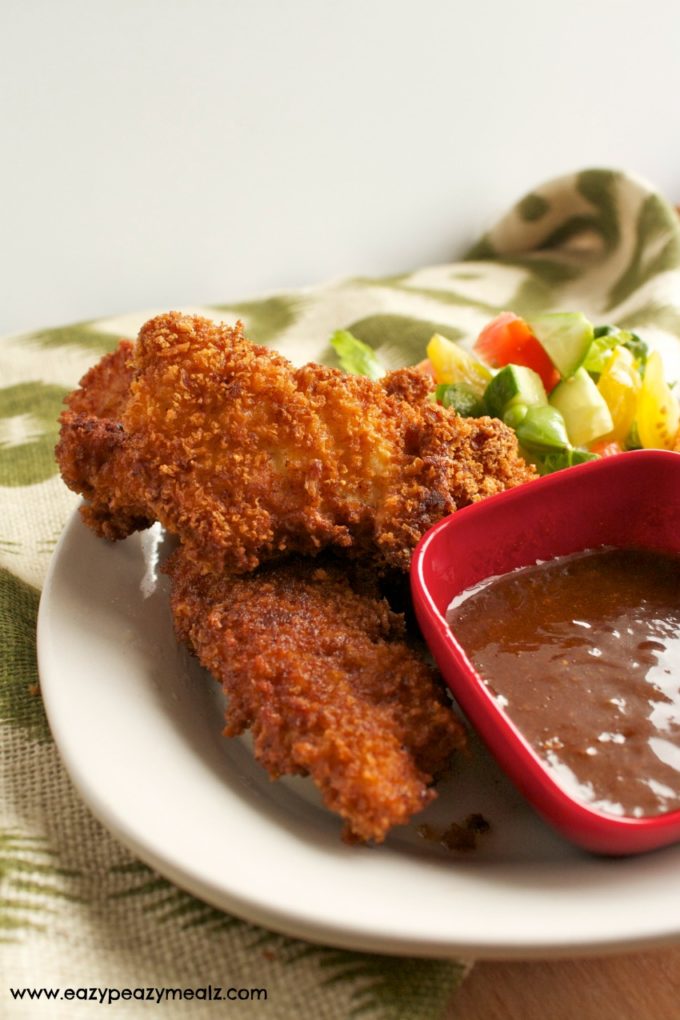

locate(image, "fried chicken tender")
[[57, 340, 153, 539], [167, 552, 465, 842], [65, 340, 135, 419], [57, 312, 534, 574]]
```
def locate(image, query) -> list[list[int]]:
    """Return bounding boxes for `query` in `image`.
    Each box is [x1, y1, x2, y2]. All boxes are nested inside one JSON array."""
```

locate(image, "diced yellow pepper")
[[636, 351, 680, 450], [596, 346, 641, 443], [426, 333, 492, 394]]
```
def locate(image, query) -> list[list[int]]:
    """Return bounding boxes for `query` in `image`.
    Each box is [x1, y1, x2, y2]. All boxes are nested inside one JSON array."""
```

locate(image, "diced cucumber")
[[549, 367, 614, 447], [483, 364, 547, 419], [529, 312, 594, 379], [436, 383, 487, 417], [515, 405, 570, 453]]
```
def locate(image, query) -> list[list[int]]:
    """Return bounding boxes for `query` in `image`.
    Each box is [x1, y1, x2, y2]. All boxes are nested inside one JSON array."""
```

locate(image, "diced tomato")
[[590, 439, 624, 457], [414, 358, 436, 378], [474, 312, 561, 393]]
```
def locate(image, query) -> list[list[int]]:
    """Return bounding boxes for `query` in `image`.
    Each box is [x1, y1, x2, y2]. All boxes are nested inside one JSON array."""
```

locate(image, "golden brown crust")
[[65, 340, 135, 419], [56, 414, 153, 538], [381, 366, 435, 404], [55, 315, 527, 843], [57, 312, 535, 572], [166, 552, 466, 843], [56, 339, 153, 538]]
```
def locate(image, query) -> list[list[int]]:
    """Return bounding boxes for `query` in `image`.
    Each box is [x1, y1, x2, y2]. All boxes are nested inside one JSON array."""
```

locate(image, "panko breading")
[[166, 552, 465, 843], [54, 311, 534, 842], [56, 341, 153, 540], [65, 340, 135, 419], [57, 312, 534, 574]]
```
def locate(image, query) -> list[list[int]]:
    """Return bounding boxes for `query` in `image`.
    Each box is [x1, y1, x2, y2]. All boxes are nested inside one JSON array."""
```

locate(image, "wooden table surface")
[[449, 946, 680, 1019]]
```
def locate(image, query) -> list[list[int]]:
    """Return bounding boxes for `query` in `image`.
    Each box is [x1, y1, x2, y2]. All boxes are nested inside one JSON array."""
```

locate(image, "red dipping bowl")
[[411, 449, 680, 855]]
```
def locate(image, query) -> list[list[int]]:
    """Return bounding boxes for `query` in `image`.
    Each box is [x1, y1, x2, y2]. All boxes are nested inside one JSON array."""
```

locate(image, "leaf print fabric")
[[0, 383, 69, 487]]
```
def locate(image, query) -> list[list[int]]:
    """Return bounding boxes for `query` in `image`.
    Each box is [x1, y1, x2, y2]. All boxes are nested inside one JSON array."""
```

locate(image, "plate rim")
[[37, 511, 680, 961]]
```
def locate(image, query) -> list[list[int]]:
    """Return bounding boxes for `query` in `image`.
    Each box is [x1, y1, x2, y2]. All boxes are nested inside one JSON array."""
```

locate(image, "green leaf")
[[535, 447, 599, 475], [327, 314, 466, 372], [583, 335, 617, 375], [584, 328, 648, 376], [620, 332, 649, 365], [329, 331, 385, 380]]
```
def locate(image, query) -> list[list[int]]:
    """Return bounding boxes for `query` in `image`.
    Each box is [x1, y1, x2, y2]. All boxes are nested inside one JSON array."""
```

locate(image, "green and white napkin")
[[2, 169, 680, 1018]]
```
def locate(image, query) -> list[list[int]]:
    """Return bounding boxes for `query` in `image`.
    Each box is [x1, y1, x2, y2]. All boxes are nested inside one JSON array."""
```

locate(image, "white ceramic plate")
[[38, 512, 680, 960]]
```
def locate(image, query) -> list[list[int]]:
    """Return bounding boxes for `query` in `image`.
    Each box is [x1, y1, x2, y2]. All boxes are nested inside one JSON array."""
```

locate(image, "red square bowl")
[[410, 449, 680, 855]]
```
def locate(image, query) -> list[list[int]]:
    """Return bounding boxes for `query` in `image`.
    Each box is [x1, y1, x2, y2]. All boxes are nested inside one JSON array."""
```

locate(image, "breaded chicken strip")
[[57, 340, 153, 538], [58, 336, 466, 842], [57, 312, 533, 573], [167, 552, 465, 842], [65, 340, 135, 419]]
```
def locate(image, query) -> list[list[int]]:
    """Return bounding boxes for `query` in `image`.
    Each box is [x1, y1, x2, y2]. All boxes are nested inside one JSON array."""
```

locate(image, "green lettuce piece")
[[583, 335, 619, 375], [592, 324, 619, 338], [535, 447, 600, 475], [620, 331, 648, 367], [330, 330, 385, 380], [585, 326, 649, 376]]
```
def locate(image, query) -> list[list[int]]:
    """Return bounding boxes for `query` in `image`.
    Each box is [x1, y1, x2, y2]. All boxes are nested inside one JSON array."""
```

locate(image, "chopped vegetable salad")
[[331, 312, 680, 474]]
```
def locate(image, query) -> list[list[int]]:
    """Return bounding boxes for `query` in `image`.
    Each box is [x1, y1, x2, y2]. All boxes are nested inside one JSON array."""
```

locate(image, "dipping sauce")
[[446, 548, 680, 818]]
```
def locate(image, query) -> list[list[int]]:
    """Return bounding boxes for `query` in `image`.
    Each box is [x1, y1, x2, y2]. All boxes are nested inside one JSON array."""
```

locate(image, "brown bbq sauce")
[[446, 548, 680, 818]]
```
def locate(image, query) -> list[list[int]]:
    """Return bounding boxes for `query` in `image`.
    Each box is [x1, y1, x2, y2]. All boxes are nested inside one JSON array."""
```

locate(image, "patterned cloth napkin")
[[2, 169, 680, 1019]]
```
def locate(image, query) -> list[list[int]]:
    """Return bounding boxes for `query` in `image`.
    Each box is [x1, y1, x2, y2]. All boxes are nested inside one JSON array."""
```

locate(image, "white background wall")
[[2, 0, 680, 336]]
